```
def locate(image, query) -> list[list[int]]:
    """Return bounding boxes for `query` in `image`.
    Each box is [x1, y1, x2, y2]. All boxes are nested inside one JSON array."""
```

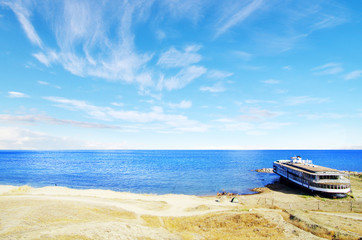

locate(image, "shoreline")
[[1, 177, 361, 239]]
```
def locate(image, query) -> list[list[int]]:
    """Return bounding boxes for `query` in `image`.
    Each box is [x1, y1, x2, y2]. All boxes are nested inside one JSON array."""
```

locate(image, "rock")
[[255, 168, 274, 173]]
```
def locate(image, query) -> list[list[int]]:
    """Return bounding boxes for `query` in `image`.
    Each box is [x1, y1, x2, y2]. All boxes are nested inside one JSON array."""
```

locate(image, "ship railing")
[[309, 182, 351, 190]]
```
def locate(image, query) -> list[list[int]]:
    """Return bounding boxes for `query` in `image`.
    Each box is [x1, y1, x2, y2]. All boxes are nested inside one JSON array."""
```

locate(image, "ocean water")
[[0, 150, 361, 195]]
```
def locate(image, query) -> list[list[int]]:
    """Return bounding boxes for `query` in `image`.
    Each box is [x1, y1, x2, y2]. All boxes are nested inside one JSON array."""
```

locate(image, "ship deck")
[[277, 162, 342, 175]]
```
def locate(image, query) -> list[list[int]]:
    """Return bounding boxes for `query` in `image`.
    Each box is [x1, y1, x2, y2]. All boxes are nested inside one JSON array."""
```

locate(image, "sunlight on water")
[[0, 150, 360, 195]]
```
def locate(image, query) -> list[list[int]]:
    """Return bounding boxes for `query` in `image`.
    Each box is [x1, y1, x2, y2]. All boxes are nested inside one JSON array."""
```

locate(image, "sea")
[[0, 150, 361, 195]]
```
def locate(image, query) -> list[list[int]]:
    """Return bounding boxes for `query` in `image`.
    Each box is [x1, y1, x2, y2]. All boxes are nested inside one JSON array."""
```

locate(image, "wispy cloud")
[[160, 66, 207, 91], [215, 116, 290, 135], [37, 80, 61, 89], [207, 70, 233, 79], [239, 107, 283, 121], [38, 81, 49, 85], [8, 91, 29, 98], [0, 126, 131, 150], [244, 99, 277, 104], [111, 102, 125, 107], [285, 96, 329, 106], [0, 127, 78, 150], [261, 79, 280, 84], [312, 62, 343, 75], [298, 113, 346, 120], [214, 0, 264, 38], [32, 51, 58, 67], [310, 7, 349, 31], [157, 45, 202, 68], [0, 114, 119, 129], [160, 0, 206, 23], [282, 65, 292, 70], [344, 70, 362, 80], [3, 1, 43, 48], [200, 82, 225, 93], [254, 2, 349, 53], [44, 96, 208, 132], [168, 100, 192, 109], [5, 1, 155, 89], [234, 50, 252, 61]]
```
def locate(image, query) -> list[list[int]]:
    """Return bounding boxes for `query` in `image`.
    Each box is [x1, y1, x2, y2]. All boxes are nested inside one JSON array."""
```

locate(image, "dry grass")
[[162, 212, 284, 240], [185, 204, 211, 212], [309, 213, 362, 236], [281, 210, 360, 240], [3, 185, 32, 195], [35, 235, 92, 240], [141, 215, 163, 228]]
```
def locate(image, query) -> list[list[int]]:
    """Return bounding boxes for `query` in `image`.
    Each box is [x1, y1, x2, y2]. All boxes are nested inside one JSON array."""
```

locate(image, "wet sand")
[[0, 175, 361, 239]]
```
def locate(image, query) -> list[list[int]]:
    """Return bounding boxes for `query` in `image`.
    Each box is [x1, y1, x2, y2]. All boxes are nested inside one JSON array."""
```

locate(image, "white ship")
[[273, 156, 351, 198]]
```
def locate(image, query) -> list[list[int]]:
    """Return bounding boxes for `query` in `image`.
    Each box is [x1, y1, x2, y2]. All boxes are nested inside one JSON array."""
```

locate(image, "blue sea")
[[0, 150, 361, 195]]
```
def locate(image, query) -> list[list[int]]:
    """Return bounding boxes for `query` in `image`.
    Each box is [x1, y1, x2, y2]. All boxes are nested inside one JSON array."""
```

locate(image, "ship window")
[[320, 175, 339, 180]]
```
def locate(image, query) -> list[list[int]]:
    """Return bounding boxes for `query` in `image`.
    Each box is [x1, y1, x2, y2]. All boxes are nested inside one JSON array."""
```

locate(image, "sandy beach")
[[0, 175, 361, 240]]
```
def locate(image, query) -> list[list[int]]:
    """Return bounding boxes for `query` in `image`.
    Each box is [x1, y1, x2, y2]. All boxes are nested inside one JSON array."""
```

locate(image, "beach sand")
[[0, 176, 361, 239]]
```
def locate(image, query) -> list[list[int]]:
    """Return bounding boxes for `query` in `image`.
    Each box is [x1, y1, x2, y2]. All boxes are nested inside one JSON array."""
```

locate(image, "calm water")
[[0, 150, 361, 195]]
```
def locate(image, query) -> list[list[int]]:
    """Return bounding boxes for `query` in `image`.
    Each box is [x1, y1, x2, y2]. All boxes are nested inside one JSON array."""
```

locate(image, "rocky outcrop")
[[255, 168, 274, 173]]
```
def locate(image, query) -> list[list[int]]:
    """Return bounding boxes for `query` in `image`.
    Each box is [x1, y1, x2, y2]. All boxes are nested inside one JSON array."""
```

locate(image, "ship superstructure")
[[273, 156, 351, 197]]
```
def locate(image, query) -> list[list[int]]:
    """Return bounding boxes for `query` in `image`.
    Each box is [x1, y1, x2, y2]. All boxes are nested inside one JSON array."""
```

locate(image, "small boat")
[[273, 156, 351, 198]]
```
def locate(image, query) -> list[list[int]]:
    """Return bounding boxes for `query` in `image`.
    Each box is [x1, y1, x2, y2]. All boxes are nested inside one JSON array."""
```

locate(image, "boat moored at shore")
[[273, 156, 351, 198]]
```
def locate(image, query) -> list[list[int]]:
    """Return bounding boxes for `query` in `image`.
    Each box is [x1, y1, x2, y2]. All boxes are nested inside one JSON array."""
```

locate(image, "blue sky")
[[0, 0, 361, 150]]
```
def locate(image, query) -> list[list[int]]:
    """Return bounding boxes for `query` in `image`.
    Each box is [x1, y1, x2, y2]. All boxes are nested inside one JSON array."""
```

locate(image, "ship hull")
[[277, 175, 347, 198], [273, 159, 351, 198]]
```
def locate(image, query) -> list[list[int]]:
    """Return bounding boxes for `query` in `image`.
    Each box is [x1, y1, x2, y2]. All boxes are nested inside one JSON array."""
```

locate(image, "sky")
[[0, 0, 361, 150]]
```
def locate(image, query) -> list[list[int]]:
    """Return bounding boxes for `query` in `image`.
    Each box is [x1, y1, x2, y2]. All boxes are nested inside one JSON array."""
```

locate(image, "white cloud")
[[38, 81, 49, 85], [214, 0, 264, 38], [8, 91, 29, 98], [0, 127, 79, 150], [282, 65, 292, 70], [215, 117, 290, 134], [311, 12, 348, 31], [344, 70, 362, 80], [298, 113, 346, 120], [200, 82, 225, 93], [275, 89, 288, 94], [0, 114, 119, 129], [160, 0, 205, 23], [261, 79, 280, 84], [37, 80, 61, 89], [0, 127, 132, 150], [252, 2, 349, 53], [161, 66, 206, 91], [234, 51, 252, 61], [43, 96, 208, 132], [157, 45, 202, 68], [6, 1, 155, 89], [4, 2, 43, 48], [207, 70, 233, 79], [156, 30, 166, 40], [244, 99, 276, 104], [285, 96, 329, 106], [239, 107, 283, 121], [111, 102, 125, 107], [312, 62, 343, 75], [168, 100, 192, 109], [32, 51, 58, 67]]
